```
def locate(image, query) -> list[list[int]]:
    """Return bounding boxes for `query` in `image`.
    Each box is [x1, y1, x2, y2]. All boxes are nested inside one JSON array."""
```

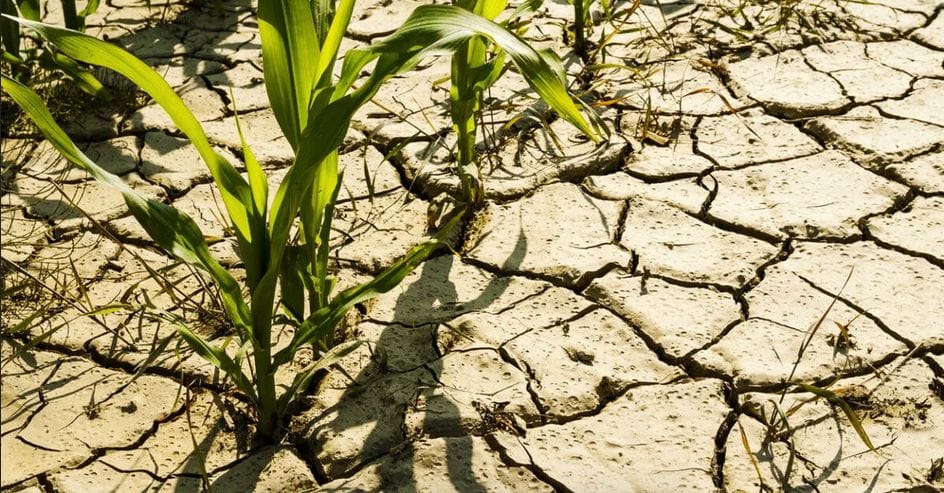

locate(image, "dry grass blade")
[[737, 418, 766, 486], [680, 85, 764, 142], [780, 265, 854, 402], [794, 382, 876, 452]]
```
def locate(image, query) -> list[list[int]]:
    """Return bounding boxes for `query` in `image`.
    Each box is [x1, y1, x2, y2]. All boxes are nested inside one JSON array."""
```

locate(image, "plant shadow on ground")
[[295, 225, 528, 489]]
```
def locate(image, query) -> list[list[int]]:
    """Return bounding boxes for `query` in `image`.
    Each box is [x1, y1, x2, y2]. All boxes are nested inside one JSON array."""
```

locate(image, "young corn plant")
[[3, 0, 599, 443], [448, 0, 601, 208], [571, 0, 611, 62], [572, 0, 590, 61]]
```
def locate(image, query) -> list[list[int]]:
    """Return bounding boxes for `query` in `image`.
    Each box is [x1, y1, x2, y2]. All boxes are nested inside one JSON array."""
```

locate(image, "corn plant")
[[571, 0, 612, 62], [3, 0, 601, 443], [572, 0, 590, 61], [1, 0, 107, 98], [447, 0, 601, 208]]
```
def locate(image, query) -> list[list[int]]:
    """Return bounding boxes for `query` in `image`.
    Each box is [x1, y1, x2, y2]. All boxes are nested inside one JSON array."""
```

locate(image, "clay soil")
[[2, 0, 944, 491]]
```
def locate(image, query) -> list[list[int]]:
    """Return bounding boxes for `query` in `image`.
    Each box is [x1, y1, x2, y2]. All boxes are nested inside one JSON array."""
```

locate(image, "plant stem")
[[249, 271, 279, 442], [574, 0, 588, 62], [451, 38, 486, 209]]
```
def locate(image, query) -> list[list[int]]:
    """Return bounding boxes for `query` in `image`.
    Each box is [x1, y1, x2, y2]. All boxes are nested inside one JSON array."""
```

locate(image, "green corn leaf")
[[258, 0, 319, 150], [536, 47, 568, 86], [1, 75, 253, 339], [1, 0, 19, 56], [498, 0, 541, 24], [77, 0, 100, 27], [481, 0, 508, 20], [794, 382, 876, 452], [14, 0, 38, 21], [4, 18, 256, 232], [232, 102, 269, 290], [3, 50, 23, 64], [314, 167, 342, 314], [455, 0, 507, 19], [311, 0, 333, 44], [278, 244, 310, 322], [7, 16, 270, 299], [38, 51, 109, 99], [315, 0, 354, 83], [334, 48, 378, 96], [264, 92, 366, 293], [299, 152, 339, 313], [472, 50, 507, 93], [176, 326, 258, 406], [273, 214, 459, 365], [363, 4, 600, 143], [274, 339, 363, 418]]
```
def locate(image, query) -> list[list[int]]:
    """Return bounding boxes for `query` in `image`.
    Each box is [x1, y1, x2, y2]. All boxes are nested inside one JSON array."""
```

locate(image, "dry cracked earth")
[[2, 0, 944, 491]]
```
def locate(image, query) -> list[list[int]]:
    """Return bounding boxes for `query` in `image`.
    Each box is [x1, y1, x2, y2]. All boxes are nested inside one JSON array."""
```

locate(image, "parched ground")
[[2, 0, 943, 491]]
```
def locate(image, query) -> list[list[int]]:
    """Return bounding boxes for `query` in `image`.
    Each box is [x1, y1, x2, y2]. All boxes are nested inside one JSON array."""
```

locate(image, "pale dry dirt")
[[2, 0, 943, 491]]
